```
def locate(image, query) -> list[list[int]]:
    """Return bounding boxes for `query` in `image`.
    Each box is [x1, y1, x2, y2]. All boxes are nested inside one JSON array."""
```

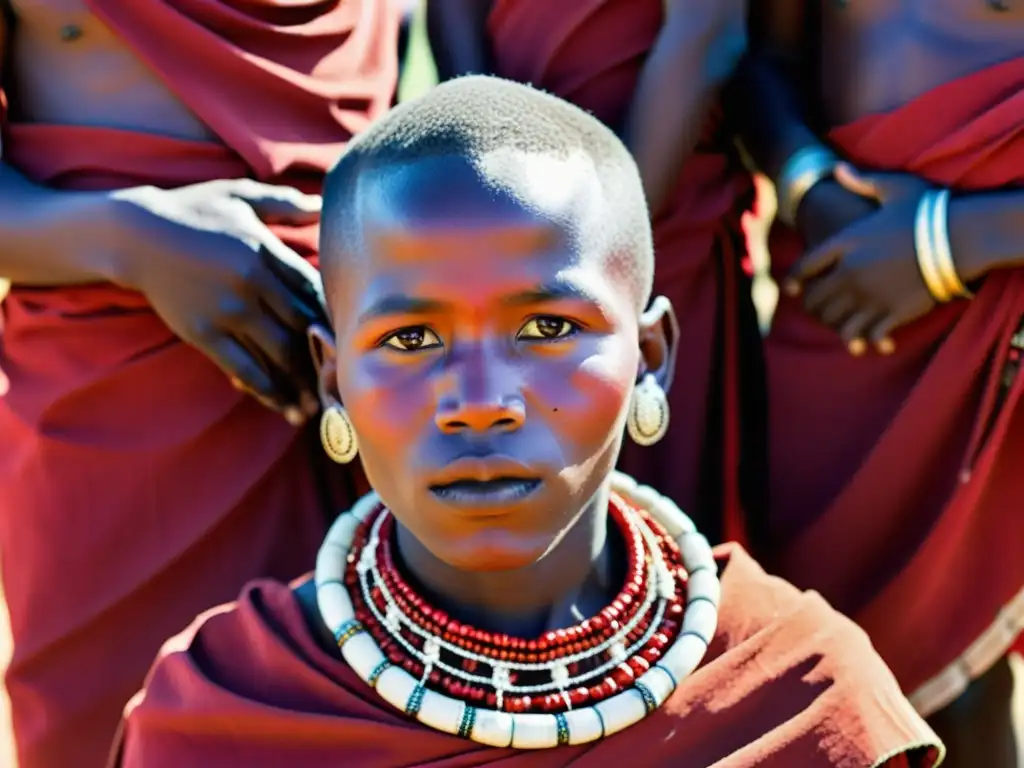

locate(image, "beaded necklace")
[[315, 472, 720, 749]]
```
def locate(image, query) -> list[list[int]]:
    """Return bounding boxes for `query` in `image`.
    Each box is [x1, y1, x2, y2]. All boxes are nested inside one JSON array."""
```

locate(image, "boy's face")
[[315, 152, 671, 572]]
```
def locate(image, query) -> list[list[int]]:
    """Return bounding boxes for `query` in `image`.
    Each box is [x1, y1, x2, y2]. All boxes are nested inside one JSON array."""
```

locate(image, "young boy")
[[109, 77, 943, 767]]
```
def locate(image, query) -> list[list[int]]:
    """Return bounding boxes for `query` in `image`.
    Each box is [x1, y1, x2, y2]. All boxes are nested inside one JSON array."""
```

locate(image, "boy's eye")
[[382, 327, 442, 351], [517, 316, 578, 341]]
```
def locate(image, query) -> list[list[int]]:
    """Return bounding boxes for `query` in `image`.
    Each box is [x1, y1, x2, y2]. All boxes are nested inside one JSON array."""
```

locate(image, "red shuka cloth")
[[0, 2, 397, 767], [487, 0, 758, 546], [112, 544, 942, 767], [765, 57, 1024, 713]]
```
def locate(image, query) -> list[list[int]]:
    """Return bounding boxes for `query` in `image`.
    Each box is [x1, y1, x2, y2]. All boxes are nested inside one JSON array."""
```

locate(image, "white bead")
[[595, 690, 647, 736], [417, 689, 465, 736], [551, 664, 569, 688], [629, 484, 662, 513], [661, 632, 709, 681], [423, 637, 441, 663], [385, 604, 402, 632], [374, 666, 418, 713], [314, 544, 348, 589], [656, 566, 677, 600], [350, 492, 380, 522], [609, 642, 628, 664], [471, 709, 514, 748], [682, 599, 718, 643], [564, 707, 605, 745], [492, 665, 511, 689], [637, 667, 675, 707], [316, 580, 354, 629], [686, 568, 721, 608], [357, 546, 375, 575], [339, 631, 385, 682], [677, 532, 716, 572], [610, 471, 637, 493], [510, 713, 559, 750], [324, 513, 360, 549], [654, 505, 695, 539]]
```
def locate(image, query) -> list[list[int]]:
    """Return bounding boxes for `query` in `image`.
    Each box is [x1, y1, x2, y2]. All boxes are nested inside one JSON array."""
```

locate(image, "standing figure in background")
[[0, 1, 397, 766], [427, 0, 765, 546], [726, 1, 1023, 765]]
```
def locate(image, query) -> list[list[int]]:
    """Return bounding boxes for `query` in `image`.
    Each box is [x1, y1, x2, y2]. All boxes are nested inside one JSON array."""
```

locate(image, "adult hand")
[[787, 164, 935, 355], [107, 179, 326, 424], [792, 175, 877, 253]]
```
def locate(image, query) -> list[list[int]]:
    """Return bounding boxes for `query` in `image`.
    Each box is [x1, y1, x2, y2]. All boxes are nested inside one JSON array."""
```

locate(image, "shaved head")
[[319, 75, 654, 313]]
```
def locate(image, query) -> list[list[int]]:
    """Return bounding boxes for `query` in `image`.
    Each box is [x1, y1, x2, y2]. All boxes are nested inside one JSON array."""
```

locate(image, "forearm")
[[622, 17, 745, 217], [949, 188, 1024, 282], [0, 161, 121, 286], [723, 51, 824, 182], [425, 0, 493, 82]]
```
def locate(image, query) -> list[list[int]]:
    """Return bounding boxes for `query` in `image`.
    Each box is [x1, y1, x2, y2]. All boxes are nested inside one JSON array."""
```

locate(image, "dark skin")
[[309, 151, 678, 638], [729, 0, 1024, 356], [0, 0, 326, 422], [725, 1, 1022, 763], [426, 0, 747, 218]]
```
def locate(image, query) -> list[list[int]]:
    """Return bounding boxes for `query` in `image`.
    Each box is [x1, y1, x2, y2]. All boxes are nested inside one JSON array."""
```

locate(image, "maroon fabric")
[[487, 0, 757, 545], [765, 56, 1024, 701], [114, 545, 942, 767], [0, 2, 397, 766]]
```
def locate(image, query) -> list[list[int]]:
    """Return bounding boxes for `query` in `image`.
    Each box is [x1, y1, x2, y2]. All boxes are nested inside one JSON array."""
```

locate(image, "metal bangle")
[[776, 145, 838, 227], [930, 189, 973, 299], [914, 191, 951, 302]]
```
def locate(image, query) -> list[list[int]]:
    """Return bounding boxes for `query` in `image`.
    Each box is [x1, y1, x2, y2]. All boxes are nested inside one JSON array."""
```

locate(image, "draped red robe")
[[0, 2, 396, 766], [111, 544, 942, 767], [487, 0, 761, 546], [765, 56, 1024, 715]]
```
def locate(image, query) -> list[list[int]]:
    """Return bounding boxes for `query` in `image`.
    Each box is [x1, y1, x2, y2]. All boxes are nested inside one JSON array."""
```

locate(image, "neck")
[[394, 486, 620, 638]]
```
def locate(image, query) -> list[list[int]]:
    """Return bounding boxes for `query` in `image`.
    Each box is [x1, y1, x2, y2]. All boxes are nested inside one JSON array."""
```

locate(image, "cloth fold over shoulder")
[[766, 56, 1024, 715], [488, 0, 758, 541], [114, 544, 943, 768]]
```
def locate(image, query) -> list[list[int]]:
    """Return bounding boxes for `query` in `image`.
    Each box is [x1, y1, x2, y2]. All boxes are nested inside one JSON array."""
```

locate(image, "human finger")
[[801, 271, 847, 316], [838, 309, 880, 357], [788, 235, 846, 288], [868, 316, 898, 355], [228, 179, 322, 225]]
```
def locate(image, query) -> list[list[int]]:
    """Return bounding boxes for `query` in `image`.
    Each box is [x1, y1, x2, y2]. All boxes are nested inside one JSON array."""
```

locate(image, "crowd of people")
[[0, 0, 1019, 766]]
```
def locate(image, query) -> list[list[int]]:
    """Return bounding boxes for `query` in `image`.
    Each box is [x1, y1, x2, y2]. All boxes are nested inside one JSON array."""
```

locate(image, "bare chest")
[[816, 0, 1023, 125], [3, 0, 217, 141]]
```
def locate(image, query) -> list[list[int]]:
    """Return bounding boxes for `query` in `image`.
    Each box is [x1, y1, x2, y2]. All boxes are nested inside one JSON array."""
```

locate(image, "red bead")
[[612, 664, 635, 687], [628, 656, 650, 675], [568, 687, 589, 706], [541, 694, 561, 712]]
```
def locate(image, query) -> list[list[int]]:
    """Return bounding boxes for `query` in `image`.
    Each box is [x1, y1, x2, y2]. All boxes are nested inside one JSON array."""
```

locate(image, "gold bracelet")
[[914, 191, 951, 302], [930, 189, 973, 299]]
